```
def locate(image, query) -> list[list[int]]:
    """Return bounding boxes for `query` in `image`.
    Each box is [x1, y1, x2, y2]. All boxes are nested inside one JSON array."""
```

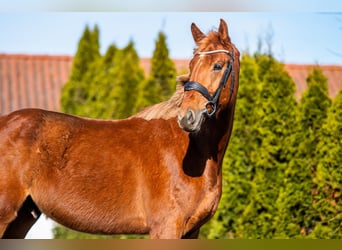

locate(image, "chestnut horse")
[[0, 19, 239, 239]]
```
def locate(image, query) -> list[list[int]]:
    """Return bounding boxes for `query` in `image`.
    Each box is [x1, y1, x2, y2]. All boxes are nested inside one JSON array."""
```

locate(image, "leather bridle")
[[184, 49, 235, 117]]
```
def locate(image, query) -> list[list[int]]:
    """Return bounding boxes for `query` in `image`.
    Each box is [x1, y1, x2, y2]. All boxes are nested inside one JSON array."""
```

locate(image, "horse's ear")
[[191, 23, 206, 45], [218, 19, 230, 43]]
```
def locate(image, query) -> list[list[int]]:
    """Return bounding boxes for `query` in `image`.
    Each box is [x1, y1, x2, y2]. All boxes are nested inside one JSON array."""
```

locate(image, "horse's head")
[[178, 19, 240, 133]]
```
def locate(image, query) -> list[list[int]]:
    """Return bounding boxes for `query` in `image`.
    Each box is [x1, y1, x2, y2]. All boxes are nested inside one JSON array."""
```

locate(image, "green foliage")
[[312, 90, 342, 238], [70, 25, 101, 82], [61, 25, 101, 115], [237, 55, 297, 239], [285, 68, 330, 235], [273, 67, 331, 238], [134, 31, 177, 113], [203, 59, 339, 239], [85, 44, 118, 118], [203, 53, 299, 239], [150, 31, 177, 99], [300, 68, 331, 131], [61, 26, 145, 119], [134, 78, 163, 113], [108, 41, 145, 119]]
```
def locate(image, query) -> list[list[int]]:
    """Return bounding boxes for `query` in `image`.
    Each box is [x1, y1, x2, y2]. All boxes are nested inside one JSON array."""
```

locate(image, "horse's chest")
[[182, 184, 222, 234], [196, 187, 221, 218]]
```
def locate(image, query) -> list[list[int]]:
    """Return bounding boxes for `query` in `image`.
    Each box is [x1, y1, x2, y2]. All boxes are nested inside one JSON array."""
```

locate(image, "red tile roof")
[[284, 64, 342, 99], [1, 54, 342, 115], [0, 54, 72, 114]]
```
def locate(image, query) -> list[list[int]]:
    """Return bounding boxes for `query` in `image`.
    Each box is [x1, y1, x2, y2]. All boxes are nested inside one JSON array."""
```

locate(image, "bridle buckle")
[[205, 101, 216, 117]]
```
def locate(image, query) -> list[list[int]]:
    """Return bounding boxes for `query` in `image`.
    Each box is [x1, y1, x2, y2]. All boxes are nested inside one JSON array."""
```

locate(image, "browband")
[[197, 50, 232, 56]]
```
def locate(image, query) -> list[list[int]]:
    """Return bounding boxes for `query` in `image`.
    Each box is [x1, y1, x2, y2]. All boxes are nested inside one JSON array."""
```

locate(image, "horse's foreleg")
[[0, 206, 18, 238], [2, 196, 41, 239], [182, 228, 200, 239], [149, 226, 200, 239], [149, 228, 182, 239], [0, 189, 38, 239], [148, 218, 184, 239]]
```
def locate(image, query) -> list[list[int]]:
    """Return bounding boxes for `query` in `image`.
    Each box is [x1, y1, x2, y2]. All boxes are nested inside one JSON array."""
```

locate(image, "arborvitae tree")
[[110, 41, 145, 119], [274, 67, 331, 238], [134, 31, 177, 114], [299, 68, 331, 132], [70, 25, 100, 82], [312, 90, 342, 238], [236, 55, 297, 238], [79, 44, 119, 119], [150, 31, 177, 99], [201, 54, 263, 238], [61, 25, 101, 115], [134, 78, 163, 113]]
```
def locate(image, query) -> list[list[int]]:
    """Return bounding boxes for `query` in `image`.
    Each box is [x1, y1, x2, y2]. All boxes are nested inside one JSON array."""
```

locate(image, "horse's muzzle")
[[177, 109, 204, 133]]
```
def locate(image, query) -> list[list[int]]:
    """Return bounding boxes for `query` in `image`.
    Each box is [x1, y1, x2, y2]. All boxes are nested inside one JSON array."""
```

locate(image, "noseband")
[[184, 49, 235, 117]]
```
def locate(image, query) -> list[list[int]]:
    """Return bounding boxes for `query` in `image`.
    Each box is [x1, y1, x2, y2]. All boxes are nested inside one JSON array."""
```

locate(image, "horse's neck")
[[182, 104, 235, 179], [208, 103, 236, 172], [207, 103, 235, 153], [218, 103, 236, 151]]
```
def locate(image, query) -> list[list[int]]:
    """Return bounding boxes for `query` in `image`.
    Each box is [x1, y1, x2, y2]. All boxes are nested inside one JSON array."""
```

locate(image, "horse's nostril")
[[177, 109, 199, 132], [186, 110, 196, 125]]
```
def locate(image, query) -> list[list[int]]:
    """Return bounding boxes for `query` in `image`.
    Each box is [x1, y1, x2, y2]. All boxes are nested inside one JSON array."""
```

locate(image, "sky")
[[0, 12, 342, 65], [1, 0, 342, 240]]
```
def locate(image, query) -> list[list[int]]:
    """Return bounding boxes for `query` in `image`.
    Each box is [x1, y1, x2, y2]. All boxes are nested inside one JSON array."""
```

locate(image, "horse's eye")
[[213, 63, 223, 71]]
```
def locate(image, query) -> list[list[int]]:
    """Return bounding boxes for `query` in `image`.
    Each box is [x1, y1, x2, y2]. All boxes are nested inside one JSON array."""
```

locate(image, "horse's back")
[[0, 108, 79, 141], [0, 108, 80, 172], [0, 108, 47, 171]]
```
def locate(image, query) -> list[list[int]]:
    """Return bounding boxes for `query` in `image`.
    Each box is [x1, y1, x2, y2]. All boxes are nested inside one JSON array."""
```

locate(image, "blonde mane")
[[133, 75, 189, 120]]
